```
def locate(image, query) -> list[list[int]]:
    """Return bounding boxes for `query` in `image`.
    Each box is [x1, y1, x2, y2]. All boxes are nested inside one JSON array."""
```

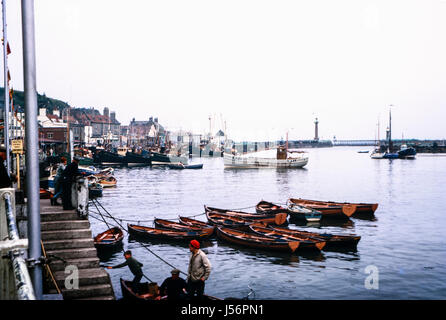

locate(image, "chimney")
[[149, 116, 153, 122], [53, 108, 60, 118], [154, 117, 158, 123], [110, 111, 116, 123], [39, 107, 47, 117], [103, 107, 109, 118]]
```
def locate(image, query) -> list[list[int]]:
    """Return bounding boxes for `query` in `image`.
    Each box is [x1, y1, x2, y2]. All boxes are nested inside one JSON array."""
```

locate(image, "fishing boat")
[[248, 225, 326, 251], [204, 205, 287, 225], [370, 149, 385, 159], [125, 151, 152, 166], [398, 144, 416, 159], [357, 150, 369, 153], [289, 197, 378, 215], [271, 226, 361, 248], [93, 227, 124, 250], [98, 176, 117, 188], [94, 150, 127, 165], [216, 226, 301, 253], [285, 201, 322, 222], [224, 146, 308, 169], [288, 198, 356, 219], [154, 218, 215, 234], [120, 278, 220, 301], [127, 224, 213, 241], [168, 163, 203, 170]]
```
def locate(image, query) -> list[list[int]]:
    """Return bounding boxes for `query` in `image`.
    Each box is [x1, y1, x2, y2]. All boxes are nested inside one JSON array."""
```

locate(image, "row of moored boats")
[[94, 198, 378, 254]]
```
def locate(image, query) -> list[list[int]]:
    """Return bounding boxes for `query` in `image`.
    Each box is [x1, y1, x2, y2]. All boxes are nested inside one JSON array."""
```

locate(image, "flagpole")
[[21, 0, 42, 299], [2, 0, 10, 173]]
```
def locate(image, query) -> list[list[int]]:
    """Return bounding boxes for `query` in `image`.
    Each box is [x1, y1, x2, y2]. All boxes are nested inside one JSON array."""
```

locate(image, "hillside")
[[0, 87, 71, 112]]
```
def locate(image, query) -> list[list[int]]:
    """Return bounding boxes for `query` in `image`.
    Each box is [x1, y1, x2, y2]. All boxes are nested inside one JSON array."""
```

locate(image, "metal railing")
[[0, 189, 36, 300]]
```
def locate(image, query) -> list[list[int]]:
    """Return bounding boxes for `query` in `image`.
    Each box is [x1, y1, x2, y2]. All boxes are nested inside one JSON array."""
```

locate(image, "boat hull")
[[216, 227, 301, 253], [94, 227, 124, 250], [224, 154, 308, 169], [271, 226, 361, 248]]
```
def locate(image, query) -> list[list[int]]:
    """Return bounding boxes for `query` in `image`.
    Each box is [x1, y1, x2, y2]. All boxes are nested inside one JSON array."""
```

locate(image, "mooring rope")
[[89, 200, 154, 282], [90, 198, 188, 276]]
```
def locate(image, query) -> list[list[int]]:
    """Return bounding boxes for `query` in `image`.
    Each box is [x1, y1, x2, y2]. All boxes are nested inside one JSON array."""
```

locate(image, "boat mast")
[[2, 0, 10, 172], [388, 105, 392, 152]]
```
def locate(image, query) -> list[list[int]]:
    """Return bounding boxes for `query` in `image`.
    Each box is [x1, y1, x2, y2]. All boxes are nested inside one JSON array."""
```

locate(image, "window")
[[47, 133, 53, 139]]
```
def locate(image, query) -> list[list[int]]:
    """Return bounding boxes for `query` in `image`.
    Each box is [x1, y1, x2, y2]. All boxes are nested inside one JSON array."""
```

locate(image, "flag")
[[7, 42, 11, 55], [9, 88, 13, 100], [7, 70, 11, 83]]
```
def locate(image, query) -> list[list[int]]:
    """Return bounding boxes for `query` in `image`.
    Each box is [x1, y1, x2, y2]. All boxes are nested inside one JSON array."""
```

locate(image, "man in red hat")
[[187, 239, 211, 300]]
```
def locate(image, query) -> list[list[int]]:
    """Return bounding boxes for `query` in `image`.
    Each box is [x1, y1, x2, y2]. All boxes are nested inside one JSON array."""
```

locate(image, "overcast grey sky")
[[2, 0, 446, 141]]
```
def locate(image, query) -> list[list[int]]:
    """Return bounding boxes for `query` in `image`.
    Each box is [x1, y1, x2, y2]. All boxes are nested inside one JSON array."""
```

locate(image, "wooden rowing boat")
[[288, 198, 356, 219], [249, 225, 326, 251], [204, 205, 288, 225], [127, 223, 213, 241], [286, 202, 322, 222], [255, 200, 289, 215], [216, 226, 301, 253], [154, 218, 215, 234], [271, 225, 361, 248], [178, 216, 214, 229], [289, 197, 378, 215], [256, 200, 321, 222], [98, 176, 117, 188], [205, 211, 252, 229], [93, 227, 124, 250], [120, 278, 220, 301]]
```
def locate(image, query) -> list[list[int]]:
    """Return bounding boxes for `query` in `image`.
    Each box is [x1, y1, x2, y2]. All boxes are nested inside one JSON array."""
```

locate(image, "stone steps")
[[40, 199, 115, 300], [41, 212, 80, 222], [42, 228, 92, 241], [43, 238, 94, 251], [41, 220, 90, 231], [53, 268, 111, 287], [50, 284, 114, 300], [48, 257, 101, 272], [74, 295, 115, 300], [45, 247, 98, 260]]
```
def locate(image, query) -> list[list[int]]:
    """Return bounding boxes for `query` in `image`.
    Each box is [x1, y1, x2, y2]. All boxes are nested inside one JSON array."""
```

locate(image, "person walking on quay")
[[0, 146, 12, 188], [107, 250, 144, 292], [51, 156, 67, 205], [61, 156, 80, 210], [159, 268, 187, 301], [187, 239, 211, 300]]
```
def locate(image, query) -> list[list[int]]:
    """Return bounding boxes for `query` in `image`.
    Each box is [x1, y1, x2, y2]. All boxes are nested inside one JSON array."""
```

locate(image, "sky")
[[2, 0, 446, 141]]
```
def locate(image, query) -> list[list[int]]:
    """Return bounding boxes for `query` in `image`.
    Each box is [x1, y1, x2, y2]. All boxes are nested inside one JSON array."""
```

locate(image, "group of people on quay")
[[49, 156, 82, 210], [108, 239, 211, 301]]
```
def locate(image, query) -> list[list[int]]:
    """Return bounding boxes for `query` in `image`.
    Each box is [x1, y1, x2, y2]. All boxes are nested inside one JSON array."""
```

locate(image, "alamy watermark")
[[64, 265, 79, 290], [364, 265, 379, 290]]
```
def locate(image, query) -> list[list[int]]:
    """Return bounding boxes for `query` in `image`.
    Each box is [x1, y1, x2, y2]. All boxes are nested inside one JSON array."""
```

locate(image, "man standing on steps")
[[107, 250, 144, 292], [187, 239, 211, 300], [61, 156, 80, 210]]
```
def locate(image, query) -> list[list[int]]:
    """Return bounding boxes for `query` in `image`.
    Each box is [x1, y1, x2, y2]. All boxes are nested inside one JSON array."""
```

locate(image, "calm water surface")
[[88, 147, 446, 300]]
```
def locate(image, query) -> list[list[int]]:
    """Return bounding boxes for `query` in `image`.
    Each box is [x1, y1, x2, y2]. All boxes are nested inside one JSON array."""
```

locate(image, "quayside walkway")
[[40, 199, 115, 300]]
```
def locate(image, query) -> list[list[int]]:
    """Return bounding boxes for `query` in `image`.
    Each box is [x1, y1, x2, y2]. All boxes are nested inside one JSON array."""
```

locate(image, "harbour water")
[[88, 146, 446, 300]]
